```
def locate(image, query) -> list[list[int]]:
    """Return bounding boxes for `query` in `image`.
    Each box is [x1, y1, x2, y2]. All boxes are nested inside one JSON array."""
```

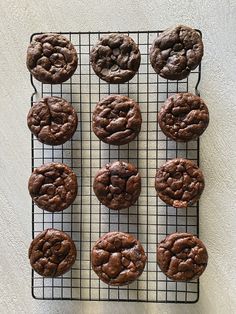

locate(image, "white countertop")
[[0, 0, 236, 313]]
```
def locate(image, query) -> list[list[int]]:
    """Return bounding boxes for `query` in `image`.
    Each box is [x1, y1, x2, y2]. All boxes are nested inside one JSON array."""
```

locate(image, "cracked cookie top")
[[90, 33, 141, 83], [93, 161, 141, 210], [158, 93, 209, 142], [27, 33, 78, 84], [155, 158, 205, 208], [29, 228, 76, 277], [92, 95, 142, 145], [150, 25, 203, 80], [27, 96, 78, 146], [91, 231, 147, 285], [157, 232, 208, 281], [28, 162, 77, 212]]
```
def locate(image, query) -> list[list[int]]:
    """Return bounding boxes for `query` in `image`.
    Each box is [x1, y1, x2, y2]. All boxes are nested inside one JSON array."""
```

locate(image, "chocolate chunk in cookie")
[[92, 95, 142, 145], [93, 161, 141, 210], [90, 33, 141, 83], [27, 33, 78, 84], [91, 231, 147, 285], [157, 232, 208, 281], [27, 96, 78, 146], [28, 162, 77, 212], [29, 228, 77, 277], [150, 25, 203, 80], [155, 158, 204, 208], [158, 93, 209, 141]]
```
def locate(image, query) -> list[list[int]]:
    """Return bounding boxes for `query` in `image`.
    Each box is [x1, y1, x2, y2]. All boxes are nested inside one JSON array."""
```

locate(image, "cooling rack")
[[30, 30, 201, 303]]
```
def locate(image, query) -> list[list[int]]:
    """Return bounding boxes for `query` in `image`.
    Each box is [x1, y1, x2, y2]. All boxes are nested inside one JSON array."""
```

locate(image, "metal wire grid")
[[30, 30, 201, 303]]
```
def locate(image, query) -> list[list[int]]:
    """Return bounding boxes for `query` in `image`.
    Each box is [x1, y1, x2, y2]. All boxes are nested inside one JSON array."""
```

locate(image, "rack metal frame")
[[30, 30, 201, 303]]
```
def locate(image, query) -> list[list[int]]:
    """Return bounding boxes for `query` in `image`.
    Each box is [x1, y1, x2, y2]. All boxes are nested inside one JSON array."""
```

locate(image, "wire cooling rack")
[[30, 30, 201, 303]]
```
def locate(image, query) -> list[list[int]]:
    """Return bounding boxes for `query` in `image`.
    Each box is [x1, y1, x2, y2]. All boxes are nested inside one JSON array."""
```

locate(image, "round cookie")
[[29, 228, 77, 277], [158, 93, 209, 141], [27, 96, 78, 146], [157, 232, 208, 281], [92, 95, 142, 145], [90, 33, 141, 83], [28, 162, 77, 212], [150, 25, 203, 80], [93, 161, 141, 210], [155, 158, 204, 208], [27, 33, 78, 84], [91, 231, 147, 286]]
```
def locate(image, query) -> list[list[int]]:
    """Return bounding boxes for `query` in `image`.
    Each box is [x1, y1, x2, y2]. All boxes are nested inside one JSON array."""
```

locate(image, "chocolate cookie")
[[158, 93, 209, 141], [155, 158, 204, 208], [90, 33, 141, 83], [29, 228, 77, 277], [28, 162, 77, 212], [157, 232, 208, 281], [91, 231, 147, 286], [150, 25, 203, 80], [93, 161, 141, 210], [92, 95, 142, 145], [27, 96, 78, 145], [27, 33, 78, 84]]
